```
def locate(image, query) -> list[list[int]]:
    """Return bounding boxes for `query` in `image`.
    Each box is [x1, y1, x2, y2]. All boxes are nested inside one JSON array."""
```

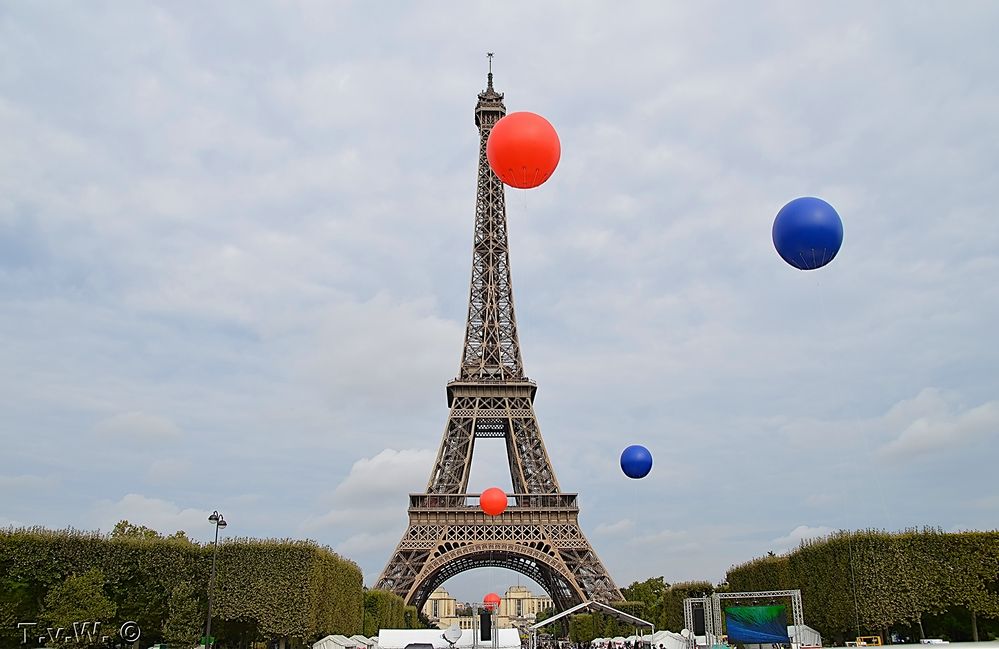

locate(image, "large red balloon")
[[480, 487, 508, 516], [486, 112, 561, 189], [484, 592, 501, 611]]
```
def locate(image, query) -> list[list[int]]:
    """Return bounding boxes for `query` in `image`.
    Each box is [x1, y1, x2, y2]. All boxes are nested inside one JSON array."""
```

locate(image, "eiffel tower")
[[375, 66, 622, 612]]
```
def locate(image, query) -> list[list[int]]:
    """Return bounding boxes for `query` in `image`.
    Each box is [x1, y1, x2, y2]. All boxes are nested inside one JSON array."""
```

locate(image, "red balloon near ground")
[[486, 112, 561, 189], [480, 487, 508, 516], [484, 592, 501, 611]]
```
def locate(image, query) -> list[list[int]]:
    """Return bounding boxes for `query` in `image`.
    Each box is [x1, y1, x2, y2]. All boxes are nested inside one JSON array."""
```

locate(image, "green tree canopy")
[[110, 520, 162, 540], [40, 568, 116, 645], [162, 580, 203, 647]]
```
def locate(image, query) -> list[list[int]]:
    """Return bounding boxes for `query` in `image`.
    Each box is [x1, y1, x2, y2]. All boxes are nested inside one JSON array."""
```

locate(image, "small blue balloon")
[[620, 445, 653, 479], [772, 197, 844, 270]]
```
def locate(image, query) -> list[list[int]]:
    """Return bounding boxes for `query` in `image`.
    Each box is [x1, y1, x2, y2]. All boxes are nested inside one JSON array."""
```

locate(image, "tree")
[[162, 580, 202, 647], [165, 530, 195, 544], [40, 569, 116, 646], [535, 607, 554, 624], [111, 520, 160, 540], [404, 605, 429, 629], [660, 581, 714, 632], [622, 577, 669, 606], [569, 613, 595, 642]]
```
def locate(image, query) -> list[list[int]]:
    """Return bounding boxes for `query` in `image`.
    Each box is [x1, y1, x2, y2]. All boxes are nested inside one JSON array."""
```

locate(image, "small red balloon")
[[480, 487, 508, 516], [486, 111, 561, 189], [484, 592, 501, 611]]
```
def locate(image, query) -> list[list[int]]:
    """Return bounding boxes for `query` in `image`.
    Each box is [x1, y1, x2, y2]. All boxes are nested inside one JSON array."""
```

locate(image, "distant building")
[[425, 586, 458, 622], [497, 585, 553, 631], [421, 585, 553, 631]]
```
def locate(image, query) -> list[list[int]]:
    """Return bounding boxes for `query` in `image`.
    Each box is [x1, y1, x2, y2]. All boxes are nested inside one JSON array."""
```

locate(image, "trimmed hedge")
[[363, 589, 406, 635], [0, 526, 363, 647], [726, 528, 999, 642]]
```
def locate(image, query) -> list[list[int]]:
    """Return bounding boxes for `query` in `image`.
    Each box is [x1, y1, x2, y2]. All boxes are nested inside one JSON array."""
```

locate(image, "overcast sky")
[[2, 2, 998, 604]]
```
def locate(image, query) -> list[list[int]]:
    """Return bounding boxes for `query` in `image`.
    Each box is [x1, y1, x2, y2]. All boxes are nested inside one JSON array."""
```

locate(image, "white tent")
[[315, 635, 368, 649], [787, 624, 822, 647], [641, 630, 687, 649], [376, 629, 521, 649], [351, 635, 376, 648]]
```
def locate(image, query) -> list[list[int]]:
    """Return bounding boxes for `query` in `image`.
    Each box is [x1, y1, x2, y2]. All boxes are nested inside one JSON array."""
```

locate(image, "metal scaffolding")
[[683, 590, 804, 649]]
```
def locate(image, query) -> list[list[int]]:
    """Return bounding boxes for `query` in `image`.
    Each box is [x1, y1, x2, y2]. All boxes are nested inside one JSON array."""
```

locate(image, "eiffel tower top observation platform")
[[375, 64, 621, 611]]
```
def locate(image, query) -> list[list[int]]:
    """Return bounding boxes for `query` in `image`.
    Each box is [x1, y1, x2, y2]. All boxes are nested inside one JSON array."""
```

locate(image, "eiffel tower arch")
[[375, 65, 622, 612]]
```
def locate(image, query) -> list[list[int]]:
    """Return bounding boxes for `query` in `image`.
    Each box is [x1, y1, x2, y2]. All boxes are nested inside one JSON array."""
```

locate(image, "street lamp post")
[[205, 511, 227, 649]]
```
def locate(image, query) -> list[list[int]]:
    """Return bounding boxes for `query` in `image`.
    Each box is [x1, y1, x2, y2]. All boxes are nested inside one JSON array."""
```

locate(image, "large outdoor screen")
[[724, 605, 791, 644]]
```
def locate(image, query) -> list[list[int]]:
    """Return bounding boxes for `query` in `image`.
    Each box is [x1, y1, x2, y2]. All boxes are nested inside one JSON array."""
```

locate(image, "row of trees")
[[551, 582, 722, 643], [601, 530, 998, 644], [725, 528, 999, 643], [619, 579, 716, 633], [0, 524, 422, 648], [562, 602, 651, 643]]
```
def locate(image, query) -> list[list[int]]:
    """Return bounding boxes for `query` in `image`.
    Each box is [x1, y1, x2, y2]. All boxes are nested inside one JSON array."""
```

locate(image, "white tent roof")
[[530, 601, 654, 631], [641, 630, 687, 649], [315, 636, 368, 649], [376, 629, 521, 649]]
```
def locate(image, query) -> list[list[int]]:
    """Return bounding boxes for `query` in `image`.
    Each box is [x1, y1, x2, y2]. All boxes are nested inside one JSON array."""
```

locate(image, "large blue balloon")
[[772, 197, 844, 270], [620, 445, 653, 479]]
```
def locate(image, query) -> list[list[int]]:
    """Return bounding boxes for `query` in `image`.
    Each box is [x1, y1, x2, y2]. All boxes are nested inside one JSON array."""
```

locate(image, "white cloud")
[[879, 390, 999, 458], [595, 519, 635, 535], [772, 525, 835, 549], [336, 531, 400, 556], [303, 448, 433, 531], [776, 388, 999, 460], [631, 529, 688, 546], [301, 448, 436, 581], [330, 448, 434, 506], [303, 296, 463, 419], [92, 494, 207, 538]]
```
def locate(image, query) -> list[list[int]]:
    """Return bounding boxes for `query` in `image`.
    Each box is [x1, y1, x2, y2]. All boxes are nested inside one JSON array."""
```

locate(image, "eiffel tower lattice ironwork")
[[375, 68, 622, 612]]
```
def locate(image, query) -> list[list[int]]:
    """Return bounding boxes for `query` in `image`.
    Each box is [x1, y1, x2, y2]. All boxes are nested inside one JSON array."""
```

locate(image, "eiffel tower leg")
[[506, 399, 559, 494], [426, 395, 476, 494], [556, 545, 623, 603]]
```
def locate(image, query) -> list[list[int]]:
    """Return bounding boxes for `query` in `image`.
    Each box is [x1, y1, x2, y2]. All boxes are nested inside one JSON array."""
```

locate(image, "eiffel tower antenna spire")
[[375, 73, 621, 614]]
